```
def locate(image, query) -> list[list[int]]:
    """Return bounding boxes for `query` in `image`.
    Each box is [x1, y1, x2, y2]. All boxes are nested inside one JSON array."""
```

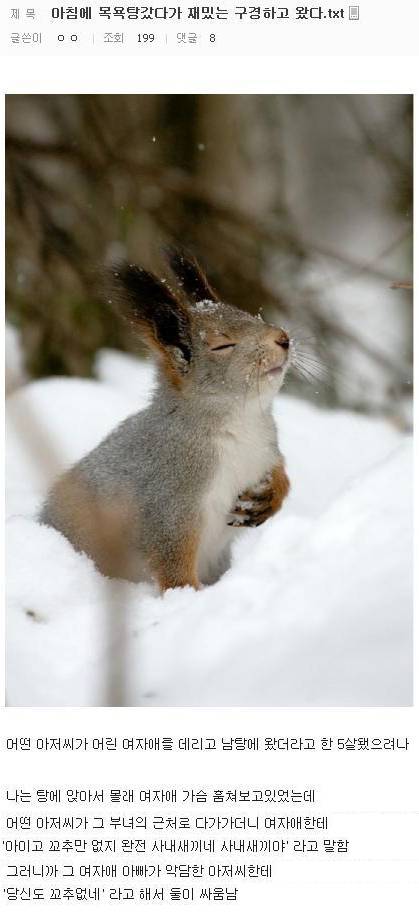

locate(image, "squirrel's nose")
[[265, 328, 290, 350]]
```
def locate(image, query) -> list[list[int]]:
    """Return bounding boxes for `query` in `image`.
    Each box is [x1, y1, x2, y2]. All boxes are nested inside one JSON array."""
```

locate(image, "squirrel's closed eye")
[[210, 342, 236, 351]]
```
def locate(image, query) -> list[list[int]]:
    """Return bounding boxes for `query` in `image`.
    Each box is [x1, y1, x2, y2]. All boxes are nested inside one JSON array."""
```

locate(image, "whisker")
[[294, 360, 328, 378], [294, 352, 327, 367], [290, 342, 329, 381], [291, 344, 327, 360], [292, 365, 318, 384], [293, 346, 325, 358], [291, 358, 328, 383], [293, 355, 357, 393], [292, 361, 324, 376], [293, 364, 323, 382]]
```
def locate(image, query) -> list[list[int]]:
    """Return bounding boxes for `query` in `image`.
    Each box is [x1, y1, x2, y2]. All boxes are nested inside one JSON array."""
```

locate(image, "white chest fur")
[[197, 401, 278, 582]]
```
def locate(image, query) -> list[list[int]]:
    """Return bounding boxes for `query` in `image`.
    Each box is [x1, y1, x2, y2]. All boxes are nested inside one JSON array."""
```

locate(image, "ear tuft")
[[165, 247, 219, 304], [108, 262, 192, 367]]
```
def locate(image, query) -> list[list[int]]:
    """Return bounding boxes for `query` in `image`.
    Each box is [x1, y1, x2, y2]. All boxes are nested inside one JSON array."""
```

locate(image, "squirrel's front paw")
[[227, 478, 276, 528]]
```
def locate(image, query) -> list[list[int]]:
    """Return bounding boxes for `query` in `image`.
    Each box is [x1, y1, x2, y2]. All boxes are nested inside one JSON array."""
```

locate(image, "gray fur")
[[40, 257, 290, 587]]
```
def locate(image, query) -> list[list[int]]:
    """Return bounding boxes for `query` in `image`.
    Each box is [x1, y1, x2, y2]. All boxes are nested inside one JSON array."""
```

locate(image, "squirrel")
[[39, 250, 291, 590]]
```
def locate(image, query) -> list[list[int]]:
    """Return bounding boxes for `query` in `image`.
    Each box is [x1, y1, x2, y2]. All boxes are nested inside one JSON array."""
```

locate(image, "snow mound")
[[6, 377, 140, 518], [6, 350, 412, 706]]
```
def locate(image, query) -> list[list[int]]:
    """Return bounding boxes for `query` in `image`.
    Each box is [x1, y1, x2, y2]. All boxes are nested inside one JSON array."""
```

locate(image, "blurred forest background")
[[6, 94, 413, 423]]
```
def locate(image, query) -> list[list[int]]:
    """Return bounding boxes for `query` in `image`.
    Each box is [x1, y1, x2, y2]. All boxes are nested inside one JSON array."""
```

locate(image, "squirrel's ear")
[[166, 247, 219, 304], [109, 263, 192, 381]]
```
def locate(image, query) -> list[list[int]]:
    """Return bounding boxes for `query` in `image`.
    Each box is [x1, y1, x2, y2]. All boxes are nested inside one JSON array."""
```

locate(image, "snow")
[[193, 299, 219, 314], [6, 348, 412, 706], [6, 377, 140, 519]]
